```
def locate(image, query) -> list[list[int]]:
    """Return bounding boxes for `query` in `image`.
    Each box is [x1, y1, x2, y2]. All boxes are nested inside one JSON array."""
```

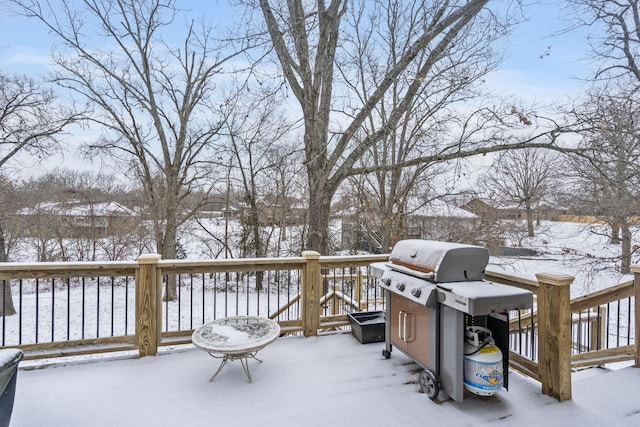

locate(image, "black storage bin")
[[348, 311, 385, 344]]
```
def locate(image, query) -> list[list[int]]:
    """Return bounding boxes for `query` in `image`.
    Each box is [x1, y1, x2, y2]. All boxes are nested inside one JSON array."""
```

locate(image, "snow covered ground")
[[488, 220, 639, 297]]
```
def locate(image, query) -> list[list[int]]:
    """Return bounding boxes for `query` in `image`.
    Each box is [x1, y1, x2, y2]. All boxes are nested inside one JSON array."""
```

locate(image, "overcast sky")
[[0, 1, 592, 177]]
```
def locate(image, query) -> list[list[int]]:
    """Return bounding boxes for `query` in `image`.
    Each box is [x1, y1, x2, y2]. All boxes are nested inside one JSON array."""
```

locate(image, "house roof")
[[406, 198, 478, 218], [18, 200, 136, 217]]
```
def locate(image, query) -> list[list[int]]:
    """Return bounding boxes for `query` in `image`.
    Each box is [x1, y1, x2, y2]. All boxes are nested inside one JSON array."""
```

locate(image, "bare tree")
[[480, 148, 560, 237], [567, 0, 640, 84], [0, 176, 21, 316], [0, 72, 79, 315], [338, 0, 506, 251], [566, 87, 640, 273], [224, 92, 295, 257], [256, 0, 578, 254], [0, 73, 79, 171], [266, 143, 307, 256], [221, 90, 297, 289], [12, 0, 253, 299]]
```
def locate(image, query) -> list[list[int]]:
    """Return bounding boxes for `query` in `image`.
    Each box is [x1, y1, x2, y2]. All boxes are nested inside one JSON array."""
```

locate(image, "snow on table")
[[192, 316, 280, 355]]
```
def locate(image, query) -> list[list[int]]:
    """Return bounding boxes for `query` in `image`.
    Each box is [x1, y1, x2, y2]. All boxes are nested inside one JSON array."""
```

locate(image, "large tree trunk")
[[161, 203, 179, 301], [307, 182, 333, 255], [0, 220, 16, 316], [620, 223, 631, 274], [610, 223, 621, 244], [525, 201, 535, 237]]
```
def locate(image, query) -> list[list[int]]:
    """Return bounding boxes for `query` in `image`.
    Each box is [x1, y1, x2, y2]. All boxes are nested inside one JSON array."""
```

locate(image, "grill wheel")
[[419, 369, 439, 400]]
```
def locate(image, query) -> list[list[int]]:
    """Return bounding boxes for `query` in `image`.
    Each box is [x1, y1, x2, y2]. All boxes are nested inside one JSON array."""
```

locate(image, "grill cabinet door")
[[389, 294, 437, 369], [389, 293, 409, 353]]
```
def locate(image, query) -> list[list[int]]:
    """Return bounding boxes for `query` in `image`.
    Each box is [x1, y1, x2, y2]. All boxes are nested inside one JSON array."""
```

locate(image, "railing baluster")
[[125, 276, 130, 334], [223, 273, 228, 318], [177, 273, 181, 331], [51, 277, 55, 342], [19, 279, 23, 345], [246, 272, 250, 316], [1, 280, 5, 346], [35, 278, 39, 343], [67, 277, 71, 341], [627, 297, 632, 345], [201, 273, 206, 324], [617, 299, 621, 347], [164, 274, 169, 332], [1, 280, 6, 346], [234, 273, 239, 316], [111, 276, 115, 337], [97, 277, 101, 338], [82, 277, 86, 340], [189, 274, 194, 330], [606, 303, 611, 348]]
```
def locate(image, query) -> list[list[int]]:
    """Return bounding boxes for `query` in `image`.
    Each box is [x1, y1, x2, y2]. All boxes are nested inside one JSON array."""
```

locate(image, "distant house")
[[197, 195, 241, 219], [404, 198, 479, 241], [459, 198, 500, 220], [339, 198, 481, 252], [460, 197, 568, 222], [535, 202, 568, 221], [16, 200, 139, 238], [459, 198, 522, 220], [243, 197, 307, 226]]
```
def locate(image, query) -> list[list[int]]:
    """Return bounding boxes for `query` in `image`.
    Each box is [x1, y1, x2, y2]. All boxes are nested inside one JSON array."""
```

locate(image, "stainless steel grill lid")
[[387, 239, 489, 282]]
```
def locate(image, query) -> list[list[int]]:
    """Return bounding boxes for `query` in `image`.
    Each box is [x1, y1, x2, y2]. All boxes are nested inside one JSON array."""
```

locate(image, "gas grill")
[[369, 239, 533, 402]]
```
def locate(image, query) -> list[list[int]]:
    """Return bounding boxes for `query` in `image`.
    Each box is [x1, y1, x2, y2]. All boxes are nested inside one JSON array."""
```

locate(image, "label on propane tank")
[[464, 359, 504, 390]]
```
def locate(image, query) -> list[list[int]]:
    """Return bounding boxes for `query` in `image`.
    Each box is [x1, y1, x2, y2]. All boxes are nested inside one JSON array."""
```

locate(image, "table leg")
[[209, 357, 229, 382], [207, 351, 264, 383], [240, 357, 252, 383]]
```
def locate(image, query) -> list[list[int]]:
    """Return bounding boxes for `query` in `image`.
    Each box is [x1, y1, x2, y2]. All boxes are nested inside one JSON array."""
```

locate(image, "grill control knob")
[[411, 288, 421, 298], [396, 283, 405, 291], [382, 277, 391, 286]]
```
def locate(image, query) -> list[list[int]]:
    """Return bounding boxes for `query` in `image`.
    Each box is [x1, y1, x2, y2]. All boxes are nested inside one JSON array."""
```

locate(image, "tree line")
[[1, 0, 638, 278]]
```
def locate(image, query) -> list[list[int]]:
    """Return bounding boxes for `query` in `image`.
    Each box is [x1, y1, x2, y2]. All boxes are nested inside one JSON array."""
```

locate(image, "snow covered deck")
[[12, 332, 640, 427]]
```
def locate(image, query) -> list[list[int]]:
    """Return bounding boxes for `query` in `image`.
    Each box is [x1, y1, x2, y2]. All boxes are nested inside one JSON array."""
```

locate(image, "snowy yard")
[[489, 220, 639, 297]]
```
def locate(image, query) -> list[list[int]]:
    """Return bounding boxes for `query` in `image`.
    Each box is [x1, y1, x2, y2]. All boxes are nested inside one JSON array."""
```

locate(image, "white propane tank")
[[463, 326, 503, 396]]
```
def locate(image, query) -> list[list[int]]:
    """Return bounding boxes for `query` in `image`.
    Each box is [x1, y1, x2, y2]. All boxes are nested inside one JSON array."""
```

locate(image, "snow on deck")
[[12, 333, 640, 427]]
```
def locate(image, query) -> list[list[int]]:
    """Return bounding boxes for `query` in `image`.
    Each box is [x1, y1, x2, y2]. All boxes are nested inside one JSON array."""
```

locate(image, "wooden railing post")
[[536, 272, 574, 401], [136, 254, 162, 357], [302, 251, 321, 337], [631, 264, 640, 367]]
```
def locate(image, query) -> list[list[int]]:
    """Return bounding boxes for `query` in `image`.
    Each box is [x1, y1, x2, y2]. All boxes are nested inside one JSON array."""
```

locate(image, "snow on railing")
[[1, 255, 636, 403]]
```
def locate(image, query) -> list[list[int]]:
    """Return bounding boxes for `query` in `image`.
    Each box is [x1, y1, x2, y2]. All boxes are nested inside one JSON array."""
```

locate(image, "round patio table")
[[192, 316, 280, 383]]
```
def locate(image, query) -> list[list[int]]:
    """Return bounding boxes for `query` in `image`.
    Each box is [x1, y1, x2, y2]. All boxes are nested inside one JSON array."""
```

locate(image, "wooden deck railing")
[[1, 254, 638, 403], [487, 265, 640, 402]]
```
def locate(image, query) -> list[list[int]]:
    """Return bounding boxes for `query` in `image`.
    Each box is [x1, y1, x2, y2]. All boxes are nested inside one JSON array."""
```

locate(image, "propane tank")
[[463, 326, 503, 396]]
